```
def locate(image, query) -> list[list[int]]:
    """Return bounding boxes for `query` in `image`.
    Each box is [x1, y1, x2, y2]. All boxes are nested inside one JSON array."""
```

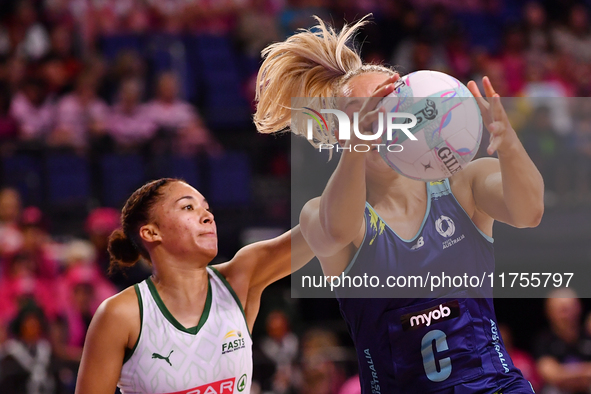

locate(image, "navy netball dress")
[[336, 179, 534, 394]]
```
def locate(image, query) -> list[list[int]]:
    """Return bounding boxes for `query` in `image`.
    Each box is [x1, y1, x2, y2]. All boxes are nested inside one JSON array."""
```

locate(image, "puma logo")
[[152, 350, 173, 366]]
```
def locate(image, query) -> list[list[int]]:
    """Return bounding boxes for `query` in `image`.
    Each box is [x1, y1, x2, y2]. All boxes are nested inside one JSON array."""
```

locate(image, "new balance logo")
[[411, 236, 424, 250], [152, 350, 173, 366]]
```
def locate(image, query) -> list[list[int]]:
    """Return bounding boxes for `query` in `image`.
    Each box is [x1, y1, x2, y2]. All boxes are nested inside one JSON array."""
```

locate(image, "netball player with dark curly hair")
[[75, 178, 313, 394]]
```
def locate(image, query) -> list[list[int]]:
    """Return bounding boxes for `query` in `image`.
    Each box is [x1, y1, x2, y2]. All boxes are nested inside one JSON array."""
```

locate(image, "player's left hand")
[[467, 76, 520, 156]]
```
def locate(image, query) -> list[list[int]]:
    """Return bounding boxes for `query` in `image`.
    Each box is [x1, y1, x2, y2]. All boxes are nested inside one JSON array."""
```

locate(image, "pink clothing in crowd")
[[143, 99, 198, 130], [55, 93, 110, 148], [85, 207, 120, 235], [0, 275, 57, 324], [56, 264, 116, 347], [58, 264, 116, 311], [108, 104, 157, 147], [0, 244, 61, 281], [0, 223, 23, 256], [338, 375, 361, 394], [508, 348, 543, 393], [9, 92, 55, 140], [500, 54, 526, 96]]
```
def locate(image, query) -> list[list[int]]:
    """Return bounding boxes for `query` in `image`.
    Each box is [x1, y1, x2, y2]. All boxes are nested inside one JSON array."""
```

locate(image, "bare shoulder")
[[449, 158, 493, 218], [301, 197, 321, 217], [450, 157, 501, 203], [76, 286, 141, 394], [91, 285, 141, 347], [462, 157, 500, 175], [99, 286, 140, 317], [209, 261, 233, 281], [299, 197, 321, 235], [449, 157, 498, 232], [451, 156, 499, 183], [209, 261, 249, 302]]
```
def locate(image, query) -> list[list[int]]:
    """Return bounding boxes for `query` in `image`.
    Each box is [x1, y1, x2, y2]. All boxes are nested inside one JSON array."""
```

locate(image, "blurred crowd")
[[0, 0, 589, 201], [0, 0, 591, 393], [0, 186, 151, 393]]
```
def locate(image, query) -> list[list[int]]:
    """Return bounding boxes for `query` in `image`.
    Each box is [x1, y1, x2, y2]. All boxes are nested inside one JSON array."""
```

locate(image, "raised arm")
[[463, 77, 544, 229], [214, 225, 314, 330], [300, 76, 398, 275], [242, 224, 315, 290]]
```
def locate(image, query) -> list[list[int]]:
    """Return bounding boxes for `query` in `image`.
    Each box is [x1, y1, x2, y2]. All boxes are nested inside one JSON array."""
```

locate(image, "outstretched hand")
[[467, 76, 520, 156], [347, 74, 400, 147]]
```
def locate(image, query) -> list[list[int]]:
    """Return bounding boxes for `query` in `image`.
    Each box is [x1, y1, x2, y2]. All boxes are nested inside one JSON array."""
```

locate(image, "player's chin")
[[197, 240, 218, 258], [202, 247, 218, 261]]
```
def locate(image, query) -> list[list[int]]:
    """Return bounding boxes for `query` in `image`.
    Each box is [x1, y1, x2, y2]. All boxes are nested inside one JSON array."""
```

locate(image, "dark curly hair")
[[107, 178, 180, 274]]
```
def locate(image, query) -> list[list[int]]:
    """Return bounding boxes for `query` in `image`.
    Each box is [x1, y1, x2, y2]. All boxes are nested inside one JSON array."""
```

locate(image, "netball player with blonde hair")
[[255, 17, 544, 393], [75, 178, 313, 394]]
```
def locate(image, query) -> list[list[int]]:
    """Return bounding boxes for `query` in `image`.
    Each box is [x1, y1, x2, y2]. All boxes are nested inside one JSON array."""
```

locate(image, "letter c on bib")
[[421, 329, 452, 382]]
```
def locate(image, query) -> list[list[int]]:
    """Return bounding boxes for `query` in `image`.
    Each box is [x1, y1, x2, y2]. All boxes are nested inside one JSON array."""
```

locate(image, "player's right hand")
[[349, 74, 400, 149]]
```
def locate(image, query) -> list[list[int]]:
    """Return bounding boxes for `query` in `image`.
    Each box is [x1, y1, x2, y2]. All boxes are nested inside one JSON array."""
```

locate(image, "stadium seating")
[[45, 154, 91, 206], [1, 154, 43, 206], [207, 151, 251, 206], [100, 154, 146, 208]]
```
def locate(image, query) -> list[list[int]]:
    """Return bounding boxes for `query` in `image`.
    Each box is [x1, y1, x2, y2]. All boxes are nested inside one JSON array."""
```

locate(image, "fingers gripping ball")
[[375, 70, 482, 181]]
